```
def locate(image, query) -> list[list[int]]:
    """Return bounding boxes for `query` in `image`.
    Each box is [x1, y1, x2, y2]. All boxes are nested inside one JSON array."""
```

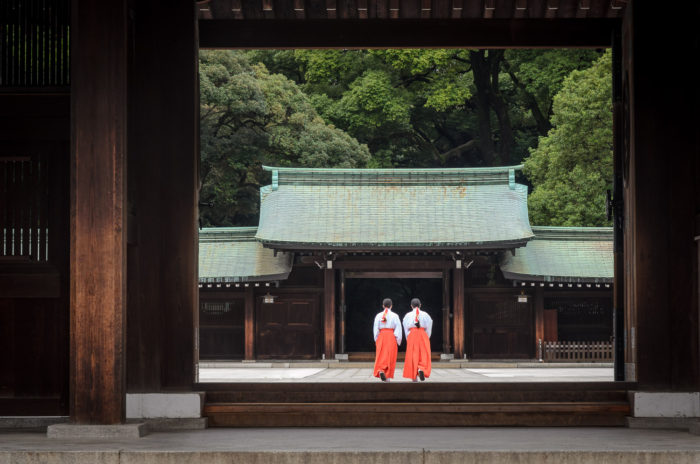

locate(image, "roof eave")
[[501, 270, 613, 284], [259, 239, 532, 252]]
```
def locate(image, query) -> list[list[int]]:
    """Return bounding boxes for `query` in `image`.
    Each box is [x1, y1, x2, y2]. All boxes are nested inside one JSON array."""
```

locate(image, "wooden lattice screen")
[[1, 0, 71, 88], [1, 155, 50, 261]]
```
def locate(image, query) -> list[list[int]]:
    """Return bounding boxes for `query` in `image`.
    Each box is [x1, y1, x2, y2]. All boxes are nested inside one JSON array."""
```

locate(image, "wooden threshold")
[[201, 381, 634, 427]]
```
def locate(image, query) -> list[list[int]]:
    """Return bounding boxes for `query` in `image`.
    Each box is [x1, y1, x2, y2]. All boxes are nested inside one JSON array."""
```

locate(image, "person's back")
[[402, 298, 432, 381], [373, 298, 402, 381]]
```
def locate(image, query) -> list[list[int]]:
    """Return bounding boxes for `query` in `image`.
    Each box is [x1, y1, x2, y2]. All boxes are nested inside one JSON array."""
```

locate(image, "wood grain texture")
[[324, 268, 336, 359], [452, 267, 464, 358], [70, 0, 128, 424], [625, 2, 699, 389], [245, 287, 255, 360], [126, 0, 198, 392]]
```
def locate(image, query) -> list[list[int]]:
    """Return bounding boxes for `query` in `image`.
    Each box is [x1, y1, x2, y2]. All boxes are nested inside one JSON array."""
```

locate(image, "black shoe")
[[418, 370, 425, 381], [379, 372, 387, 381]]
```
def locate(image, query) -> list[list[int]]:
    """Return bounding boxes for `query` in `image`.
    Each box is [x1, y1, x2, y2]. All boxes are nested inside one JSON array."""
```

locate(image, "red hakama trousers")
[[403, 327, 431, 379], [373, 328, 398, 379]]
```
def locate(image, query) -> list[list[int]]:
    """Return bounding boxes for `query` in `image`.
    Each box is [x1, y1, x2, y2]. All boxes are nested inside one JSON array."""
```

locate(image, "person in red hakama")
[[373, 298, 402, 382], [402, 298, 433, 381]]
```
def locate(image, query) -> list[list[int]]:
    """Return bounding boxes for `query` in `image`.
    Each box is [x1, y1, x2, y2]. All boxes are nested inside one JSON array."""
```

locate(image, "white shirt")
[[373, 309, 402, 346], [403, 308, 433, 339]]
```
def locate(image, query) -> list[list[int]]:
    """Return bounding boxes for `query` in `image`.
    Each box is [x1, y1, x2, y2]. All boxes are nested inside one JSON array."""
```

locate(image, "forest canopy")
[[199, 48, 612, 228]]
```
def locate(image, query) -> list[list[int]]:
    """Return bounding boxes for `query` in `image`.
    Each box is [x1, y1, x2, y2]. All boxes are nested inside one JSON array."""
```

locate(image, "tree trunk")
[[489, 51, 514, 165], [470, 50, 500, 166]]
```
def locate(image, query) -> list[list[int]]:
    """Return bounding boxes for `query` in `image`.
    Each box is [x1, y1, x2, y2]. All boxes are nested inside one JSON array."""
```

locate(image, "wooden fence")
[[542, 340, 613, 362]]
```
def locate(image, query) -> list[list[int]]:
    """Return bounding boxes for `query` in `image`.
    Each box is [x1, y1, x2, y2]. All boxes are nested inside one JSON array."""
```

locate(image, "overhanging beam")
[[199, 18, 618, 49]]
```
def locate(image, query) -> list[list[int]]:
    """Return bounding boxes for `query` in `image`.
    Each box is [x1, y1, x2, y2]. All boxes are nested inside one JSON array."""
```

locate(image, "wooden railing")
[[542, 340, 613, 362]]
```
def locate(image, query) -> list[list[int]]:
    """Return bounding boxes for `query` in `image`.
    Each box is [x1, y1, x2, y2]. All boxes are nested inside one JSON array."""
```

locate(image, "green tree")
[[252, 49, 601, 169], [523, 50, 613, 227], [199, 50, 370, 226]]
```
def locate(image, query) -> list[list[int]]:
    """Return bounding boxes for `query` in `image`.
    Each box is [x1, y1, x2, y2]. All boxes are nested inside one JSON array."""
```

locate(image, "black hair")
[[382, 298, 392, 308], [410, 298, 421, 308]]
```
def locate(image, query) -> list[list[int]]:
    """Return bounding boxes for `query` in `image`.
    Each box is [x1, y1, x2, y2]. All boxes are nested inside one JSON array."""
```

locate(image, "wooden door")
[[199, 298, 245, 359], [468, 293, 533, 359], [256, 295, 320, 359]]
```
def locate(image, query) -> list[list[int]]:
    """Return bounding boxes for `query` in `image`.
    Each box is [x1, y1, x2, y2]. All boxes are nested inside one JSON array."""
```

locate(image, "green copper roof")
[[199, 227, 292, 283], [500, 226, 613, 283], [256, 165, 534, 250]]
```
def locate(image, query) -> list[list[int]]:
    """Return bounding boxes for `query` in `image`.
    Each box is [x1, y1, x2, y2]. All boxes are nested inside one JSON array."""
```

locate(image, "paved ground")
[[2, 428, 700, 463], [198, 365, 614, 382]]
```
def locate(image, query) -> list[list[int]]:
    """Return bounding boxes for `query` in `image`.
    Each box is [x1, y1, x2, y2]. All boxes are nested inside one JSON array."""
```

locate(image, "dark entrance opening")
[[345, 278, 443, 353]]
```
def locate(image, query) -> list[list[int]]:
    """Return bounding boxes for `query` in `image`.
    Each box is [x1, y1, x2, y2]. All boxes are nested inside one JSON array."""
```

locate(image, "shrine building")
[[198, 165, 613, 361]]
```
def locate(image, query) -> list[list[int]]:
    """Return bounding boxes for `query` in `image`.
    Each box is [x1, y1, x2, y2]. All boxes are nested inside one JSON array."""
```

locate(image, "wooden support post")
[[534, 287, 544, 360], [245, 287, 255, 360], [612, 25, 626, 382], [452, 268, 465, 359], [125, 0, 199, 391], [624, 2, 699, 389], [442, 269, 451, 354], [70, 0, 127, 424], [324, 268, 336, 359], [339, 270, 346, 354]]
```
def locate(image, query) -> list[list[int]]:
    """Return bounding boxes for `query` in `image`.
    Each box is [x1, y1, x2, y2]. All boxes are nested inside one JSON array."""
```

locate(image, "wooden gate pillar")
[[126, 0, 199, 391], [70, 0, 128, 424], [623, 1, 699, 389]]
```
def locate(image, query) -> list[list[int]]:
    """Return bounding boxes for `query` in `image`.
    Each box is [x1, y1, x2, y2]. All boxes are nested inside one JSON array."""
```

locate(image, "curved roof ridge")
[[199, 226, 258, 242], [262, 165, 524, 174], [531, 226, 613, 241], [262, 165, 525, 187]]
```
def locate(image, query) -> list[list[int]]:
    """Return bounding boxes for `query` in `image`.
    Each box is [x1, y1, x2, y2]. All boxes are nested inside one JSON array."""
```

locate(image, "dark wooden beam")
[[70, 0, 127, 424], [625, 1, 699, 389], [126, 0, 199, 392], [324, 268, 336, 359], [334, 257, 451, 270], [344, 271, 443, 278], [245, 287, 255, 360], [452, 267, 464, 359], [199, 18, 617, 48]]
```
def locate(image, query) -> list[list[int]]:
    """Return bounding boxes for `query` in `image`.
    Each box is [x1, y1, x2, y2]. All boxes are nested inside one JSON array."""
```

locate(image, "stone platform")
[[2, 427, 700, 463]]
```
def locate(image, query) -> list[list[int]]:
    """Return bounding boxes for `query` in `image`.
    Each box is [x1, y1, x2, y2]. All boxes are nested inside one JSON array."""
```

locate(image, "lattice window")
[[201, 301, 231, 316], [1, 0, 71, 88], [1, 155, 50, 261]]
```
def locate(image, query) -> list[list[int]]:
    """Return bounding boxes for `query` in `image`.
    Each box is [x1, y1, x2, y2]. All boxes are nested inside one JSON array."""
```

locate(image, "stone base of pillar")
[[47, 422, 149, 439]]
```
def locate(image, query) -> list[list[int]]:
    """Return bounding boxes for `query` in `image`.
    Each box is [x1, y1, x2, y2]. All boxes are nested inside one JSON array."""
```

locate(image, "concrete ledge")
[[2, 450, 700, 464], [126, 392, 204, 419], [690, 422, 700, 436], [145, 417, 208, 431], [626, 417, 700, 431], [46, 423, 149, 439], [631, 392, 700, 418], [0, 416, 69, 432]]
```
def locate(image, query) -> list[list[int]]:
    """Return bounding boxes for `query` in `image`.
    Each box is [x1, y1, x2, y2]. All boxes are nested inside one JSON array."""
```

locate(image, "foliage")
[[199, 50, 370, 226], [200, 48, 611, 227], [523, 50, 613, 227], [254, 49, 602, 170]]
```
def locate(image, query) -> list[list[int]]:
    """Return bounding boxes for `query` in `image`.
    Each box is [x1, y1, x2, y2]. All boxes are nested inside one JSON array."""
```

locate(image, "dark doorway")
[[345, 278, 443, 353]]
